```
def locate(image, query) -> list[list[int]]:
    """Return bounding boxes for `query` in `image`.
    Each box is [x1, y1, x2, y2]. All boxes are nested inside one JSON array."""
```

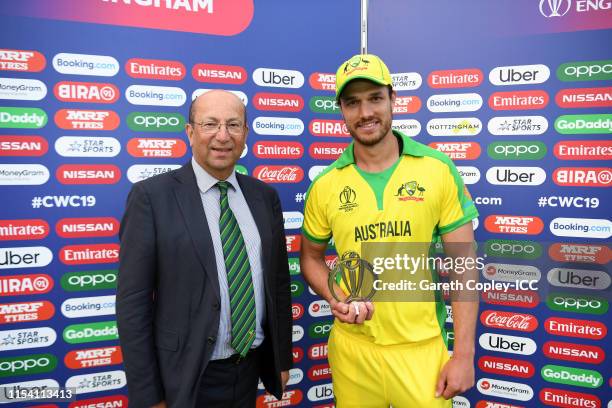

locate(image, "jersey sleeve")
[[302, 177, 332, 244], [438, 161, 479, 235]]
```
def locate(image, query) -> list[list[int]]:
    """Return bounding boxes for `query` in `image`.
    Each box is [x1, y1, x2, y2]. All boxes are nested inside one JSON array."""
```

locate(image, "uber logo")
[[252, 68, 304, 89]]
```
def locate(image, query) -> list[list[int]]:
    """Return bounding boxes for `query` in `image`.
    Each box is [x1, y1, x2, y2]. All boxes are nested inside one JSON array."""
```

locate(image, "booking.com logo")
[[550, 217, 612, 239]]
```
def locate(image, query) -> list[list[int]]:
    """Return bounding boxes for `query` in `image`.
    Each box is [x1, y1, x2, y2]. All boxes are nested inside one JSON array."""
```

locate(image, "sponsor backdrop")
[[0, 1, 609, 408]]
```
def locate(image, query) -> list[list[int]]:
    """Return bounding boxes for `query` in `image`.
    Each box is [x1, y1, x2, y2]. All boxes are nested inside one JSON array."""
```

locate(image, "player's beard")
[[346, 109, 393, 147]]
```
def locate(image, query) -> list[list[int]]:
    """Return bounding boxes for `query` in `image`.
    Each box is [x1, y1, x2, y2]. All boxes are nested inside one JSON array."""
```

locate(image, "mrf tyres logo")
[[0, 49, 46, 72]]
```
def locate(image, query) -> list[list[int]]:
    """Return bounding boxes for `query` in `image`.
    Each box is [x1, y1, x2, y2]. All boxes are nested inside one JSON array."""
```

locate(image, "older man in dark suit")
[[117, 90, 292, 408]]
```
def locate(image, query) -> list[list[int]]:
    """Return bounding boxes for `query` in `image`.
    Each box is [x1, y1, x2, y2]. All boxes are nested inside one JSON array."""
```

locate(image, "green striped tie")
[[217, 181, 256, 357]]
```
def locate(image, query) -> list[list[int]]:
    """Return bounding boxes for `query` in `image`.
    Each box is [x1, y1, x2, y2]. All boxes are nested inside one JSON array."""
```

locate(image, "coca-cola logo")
[[253, 165, 304, 183], [480, 310, 538, 332]]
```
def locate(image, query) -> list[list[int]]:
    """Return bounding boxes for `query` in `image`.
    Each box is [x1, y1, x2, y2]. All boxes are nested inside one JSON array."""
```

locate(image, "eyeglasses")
[[191, 121, 245, 136]]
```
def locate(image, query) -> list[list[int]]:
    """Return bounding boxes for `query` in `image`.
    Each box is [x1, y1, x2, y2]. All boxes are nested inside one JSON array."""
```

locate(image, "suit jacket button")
[[213, 303, 220, 311], [207, 336, 216, 344]]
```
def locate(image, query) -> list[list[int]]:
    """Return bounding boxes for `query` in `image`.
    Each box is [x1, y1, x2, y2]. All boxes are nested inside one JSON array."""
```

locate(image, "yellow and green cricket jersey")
[[302, 130, 478, 345]]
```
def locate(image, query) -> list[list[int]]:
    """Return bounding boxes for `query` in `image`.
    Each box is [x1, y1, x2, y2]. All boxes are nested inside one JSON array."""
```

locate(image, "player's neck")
[[353, 131, 400, 173]]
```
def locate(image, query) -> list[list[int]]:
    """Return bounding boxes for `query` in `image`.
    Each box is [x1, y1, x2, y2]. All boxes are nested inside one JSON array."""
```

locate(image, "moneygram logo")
[[489, 64, 550, 86], [486, 167, 546, 186], [393, 96, 422, 114], [458, 166, 479, 184], [309, 119, 349, 137], [0, 48, 46, 72], [254, 165, 303, 183], [488, 115, 548, 136], [252, 117, 303, 137], [488, 141, 547, 160], [392, 119, 421, 136], [0, 326, 56, 351], [66, 370, 126, 394], [429, 142, 481, 160], [126, 58, 185, 80], [309, 165, 327, 181], [0, 353, 57, 377], [391, 72, 422, 90], [308, 300, 331, 317], [127, 138, 187, 158], [543, 341, 604, 364], [292, 325, 304, 342], [309, 96, 339, 114], [547, 293, 608, 315], [0, 246, 53, 269], [557, 60, 612, 81], [253, 141, 303, 159], [428, 68, 483, 88], [309, 142, 349, 160], [292, 304, 304, 320], [127, 111, 184, 132], [480, 310, 538, 332], [0, 107, 47, 129], [0, 78, 46, 101], [55, 109, 120, 130], [427, 117, 482, 136], [0, 301, 54, 325], [0, 219, 49, 240], [0, 274, 53, 296], [65, 346, 123, 370], [53, 53, 119, 76], [556, 86, 612, 108], [0, 164, 49, 185], [193, 63, 246, 84], [548, 243, 611, 264], [63, 321, 118, 344], [308, 320, 332, 339], [555, 113, 611, 134], [550, 217, 612, 239], [482, 289, 539, 309], [489, 90, 549, 110], [541, 364, 603, 388], [55, 136, 121, 158], [61, 270, 117, 292], [477, 378, 533, 401], [253, 68, 304, 88], [253, 92, 303, 112], [61, 295, 116, 318], [482, 263, 541, 283], [478, 356, 535, 378], [56, 217, 119, 239], [544, 317, 606, 340], [125, 85, 186, 106], [283, 211, 304, 230], [309, 72, 335, 91], [539, 388, 601, 408], [56, 164, 121, 184], [554, 140, 611, 160], [547, 268, 610, 290], [60, 243, 120, 265], [0, 136, 48, 157], [127, 164, 181, 183], [54, 81, 119, 103], [427, 93, 483, 112], [553, 167, 611, 187]]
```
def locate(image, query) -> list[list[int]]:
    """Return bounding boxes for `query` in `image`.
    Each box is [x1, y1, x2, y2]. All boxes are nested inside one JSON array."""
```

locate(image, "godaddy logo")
[[0, 354, 57, 377], [63, 321, 118, 344], [541, 364, 603, 388], [288, 258, 301, 275], [555, 114, 612, 134], [61, 270, 117, 291], [0, 107, 47, 129]]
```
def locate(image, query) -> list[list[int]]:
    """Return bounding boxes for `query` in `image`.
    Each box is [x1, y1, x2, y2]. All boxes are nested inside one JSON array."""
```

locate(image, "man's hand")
[[151, 401, 167, 408], [435, 354, 475, 400], [331, 299, 374, 324], [281, 370, 290, 392]]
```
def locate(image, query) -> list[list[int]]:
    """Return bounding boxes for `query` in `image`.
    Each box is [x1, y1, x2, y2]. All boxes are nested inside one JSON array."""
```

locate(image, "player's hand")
[[151, 401, 167, 408], [435, 353, 475, 400], [281, 370, 290, 392], [331, 299, 374, 324]]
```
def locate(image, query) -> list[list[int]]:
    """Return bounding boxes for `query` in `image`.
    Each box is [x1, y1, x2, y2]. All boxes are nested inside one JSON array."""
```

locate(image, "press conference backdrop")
[[0, 0, 609, 407]]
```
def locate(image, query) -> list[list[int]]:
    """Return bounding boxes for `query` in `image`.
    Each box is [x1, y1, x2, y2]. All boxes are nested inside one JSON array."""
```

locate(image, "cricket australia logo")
[[395, 181, 425, 202], [338, 186, 358, 212]]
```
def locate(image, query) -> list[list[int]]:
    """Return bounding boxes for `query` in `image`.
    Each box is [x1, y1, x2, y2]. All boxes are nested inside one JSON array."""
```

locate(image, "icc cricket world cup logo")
[[328, 251, 377, 302], [539, 0, 571, 17]]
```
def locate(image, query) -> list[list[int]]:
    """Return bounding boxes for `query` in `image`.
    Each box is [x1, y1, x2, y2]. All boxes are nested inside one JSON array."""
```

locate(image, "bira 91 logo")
[[482, 289, 539, 309], [539, 388, 600, 408], [554, 140, 612, 160], [485, 215, 544, 235], [0, 49, 46, 72], [291, 303, 304, 320], [309, 142, 349, 160], [429, 142, 481, 160], [253, 141, 304, 159], [54, 109, 120, 130], [254, 165, 303, 183], [544, 317, 606, 340], [60, 243, 119, 265], [553, 167, 611, 187], [253, 92, 304, 112], [192, 63, 247, 84], [478, 355, 535, 378], [480, 310, 538, 332], [0, 274, 53, 296], [309, 119, 350, 137], [0, 300, 54, 324], [256, 390, 303, 408], [0, 219, 49, 240], [489, 90, 549, 110], [542, 341, 604, 364], [127, 138, 187, 158], [308, 342, 328, 360], [556, 87, 612, 108], [393, 96, 422, 114], [56, 164, 121, 184], [54, 81, 119, 103], [308, 363, 332, 381], [0, 136, 48, 157], [548, 243, 611, 264], [309, 72, 335, 91], [126, 58, 185, 80], [69, 395, 128, 408], [428, 68, 484, 88], [65, 346, 123, 369], [55, 217, 119, 239]]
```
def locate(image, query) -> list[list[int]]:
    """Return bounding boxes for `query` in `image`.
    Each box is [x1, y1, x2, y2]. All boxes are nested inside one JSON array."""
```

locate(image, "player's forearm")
[[300, 254, 335, 303], [450, 299, 478, 357]]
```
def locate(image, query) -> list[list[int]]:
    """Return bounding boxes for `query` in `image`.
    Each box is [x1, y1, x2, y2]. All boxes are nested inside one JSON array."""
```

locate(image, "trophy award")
[[328, 251, 377, 303]]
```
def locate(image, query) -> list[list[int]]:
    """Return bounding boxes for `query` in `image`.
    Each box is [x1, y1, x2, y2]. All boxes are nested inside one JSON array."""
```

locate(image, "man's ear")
[[185, 123, 194, 147]]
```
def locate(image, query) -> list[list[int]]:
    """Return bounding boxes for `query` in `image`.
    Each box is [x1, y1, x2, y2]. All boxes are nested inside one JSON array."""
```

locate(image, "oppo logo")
[[309, 72, 335, 91], [0, 246, 53, 269], [488, 142, 547, 160], [0, 219, 49, 241], [308, 342, 328, 360], [457, 166, 481, 185], [392, 119, 421, 136], [0, 164, 49, 185], [61, 295, 116, 318], [547, 268, 611, 290], [308, 363, 332, 381], [0, 326, 56, 351], [54, 81, 119, 103], [554, 140, 612, 160], [307, 383, 333, 402], [553, 167, 611, 187], [309, 142, 348, 160], [308, 165, 327, 181], [392, 96, 421, 114], [548, 243, 611, 264], [0, 135, 47, 157], [126, 58, 185, 80], [391, 72, 422, 90], [55, 108, 120, 130], [557, 60, 612, 82], [61, 270, 117, 291], [56, 164, 121, 184], [0, 78, 47, 101], [193, 89, 248, 105], [253, 141, 303, 159], [488, 115, 548, 135], [290, 281, 304, 297], [55, 136, 121, 158], [539, 388, 600, 408], [427, 117, 482, 136], [127, 138, 187, 158], [308, 320, 332, 339], [65, 370, 127, 394], [253, 92, 303, 112], [252, 68, 304, 88], [125, 85, 186, 107], [127, 164, 181, 183], [0, 274, 53, 296], [482, 289, 539, 309], [485, 239, 542, 259], [283, 211, 303, 230], [252, 116, 304, 136], [309, 119, 350, 137], [556, 87, 612, 108], [427, 93, 483, 112], [549, 217, 612, 239], [308, 300, 331, 317], [489, 64, 550, 86], [254, 165, 303, 183], [60, 243, 119, 265], [192, 63, 247, 84], [486, 167, 546, 186], [0, 353, 57, 377], [478, 355, 535, 378], [484, 215, 544, 235], [544, 317, 606, 340], [69, 395, 129, 408], [428, 68, 483, 88], [543, 341, 605, 364], [479, 333, 537, 355], [480, 310, 538, 332], [489, 90, 549, 110], [0, 301, 54, 325], [0, 48, 46, 72], [292, 325, 304, 342], [127, 112, 184, 132], [477, 378, 533, 401], [53, 53, 119, 76], [547, 293, 608, 315], [429, 142, 481, 160]]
